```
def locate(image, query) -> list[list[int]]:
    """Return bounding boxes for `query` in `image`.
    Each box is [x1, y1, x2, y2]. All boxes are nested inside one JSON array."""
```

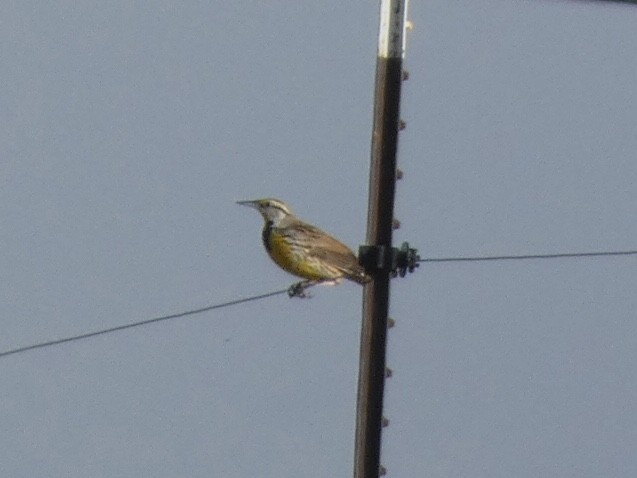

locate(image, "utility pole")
[[354, 1, 410, 477], [353, 0, 637, 476]]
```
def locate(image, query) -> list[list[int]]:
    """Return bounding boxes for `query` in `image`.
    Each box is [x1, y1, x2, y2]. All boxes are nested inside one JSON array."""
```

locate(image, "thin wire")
[[2, 248, 636, 359], [419, 249, 637, 263], [582, 0, 637, 5], [0, 288, 288, 359]]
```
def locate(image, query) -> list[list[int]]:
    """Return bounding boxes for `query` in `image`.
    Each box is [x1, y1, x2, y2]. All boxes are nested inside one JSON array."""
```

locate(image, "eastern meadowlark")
[[237, 198, 370, 297]]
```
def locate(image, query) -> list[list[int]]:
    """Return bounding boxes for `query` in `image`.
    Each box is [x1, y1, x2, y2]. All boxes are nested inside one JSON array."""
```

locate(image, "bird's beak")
[[236, 200, 259, 209]]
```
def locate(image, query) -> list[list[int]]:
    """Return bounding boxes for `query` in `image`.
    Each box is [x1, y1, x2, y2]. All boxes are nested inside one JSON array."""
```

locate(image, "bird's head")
[[236, 198, 293, 225]]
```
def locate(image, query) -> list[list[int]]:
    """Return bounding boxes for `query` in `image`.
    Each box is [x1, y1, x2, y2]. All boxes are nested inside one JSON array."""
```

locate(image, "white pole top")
[[378, 0, 409, 59]]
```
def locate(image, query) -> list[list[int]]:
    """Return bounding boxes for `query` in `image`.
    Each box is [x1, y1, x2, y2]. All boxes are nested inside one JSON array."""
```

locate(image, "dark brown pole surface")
[[354, 47, 404, 478]]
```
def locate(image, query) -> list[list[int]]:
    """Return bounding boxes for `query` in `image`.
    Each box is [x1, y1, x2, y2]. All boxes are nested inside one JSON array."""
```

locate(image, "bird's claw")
[[288, 281, 313, 299]]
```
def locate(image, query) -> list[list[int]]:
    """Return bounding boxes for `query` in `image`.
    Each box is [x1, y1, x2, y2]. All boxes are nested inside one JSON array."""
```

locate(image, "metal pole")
[[354, 1, 408, 477]]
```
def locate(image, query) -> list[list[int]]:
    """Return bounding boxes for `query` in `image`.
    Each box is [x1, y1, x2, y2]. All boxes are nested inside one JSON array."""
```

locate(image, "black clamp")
[[358, 242, 420, 278]]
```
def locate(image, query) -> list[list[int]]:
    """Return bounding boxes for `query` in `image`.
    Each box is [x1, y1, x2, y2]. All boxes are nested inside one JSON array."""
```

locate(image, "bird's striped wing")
[[283, 222, 370, 283]]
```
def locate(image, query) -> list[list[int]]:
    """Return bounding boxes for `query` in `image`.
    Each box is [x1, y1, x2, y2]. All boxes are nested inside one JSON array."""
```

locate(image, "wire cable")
[[0, 288, 288, 359], [418, 249, 637, 263], [2, 249, 636, 359]]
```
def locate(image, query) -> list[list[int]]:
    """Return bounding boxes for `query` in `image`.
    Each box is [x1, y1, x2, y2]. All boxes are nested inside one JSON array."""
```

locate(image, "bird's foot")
[[288, 280, 317, 299], [287, 278, 343, 298]]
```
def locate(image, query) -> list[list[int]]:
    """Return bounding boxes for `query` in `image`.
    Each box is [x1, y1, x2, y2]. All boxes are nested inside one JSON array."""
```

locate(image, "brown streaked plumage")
[[237, 198, 370, 297]]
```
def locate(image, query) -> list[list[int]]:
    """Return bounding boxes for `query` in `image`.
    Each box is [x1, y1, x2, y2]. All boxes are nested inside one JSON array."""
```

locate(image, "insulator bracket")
[[359, 241, 420, 278]]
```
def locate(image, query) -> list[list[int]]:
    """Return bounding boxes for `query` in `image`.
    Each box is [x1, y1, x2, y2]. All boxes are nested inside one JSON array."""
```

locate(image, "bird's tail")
[[347, 266, 372, 285]]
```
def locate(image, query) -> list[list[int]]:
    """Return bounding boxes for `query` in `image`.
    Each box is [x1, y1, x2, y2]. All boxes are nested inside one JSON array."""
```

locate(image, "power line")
[[419, 249, 637, 263], [585, 0, 637, 5], [0, 288, 288, 359], [1, 248, 635, 360]]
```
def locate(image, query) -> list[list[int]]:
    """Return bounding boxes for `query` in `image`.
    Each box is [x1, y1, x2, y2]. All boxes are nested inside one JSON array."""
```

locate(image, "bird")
[[237, 198, 370, 298]]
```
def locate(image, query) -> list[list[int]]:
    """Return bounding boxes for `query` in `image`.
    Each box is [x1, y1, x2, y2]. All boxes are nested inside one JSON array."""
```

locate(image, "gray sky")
[[1, 1, 636, 477]]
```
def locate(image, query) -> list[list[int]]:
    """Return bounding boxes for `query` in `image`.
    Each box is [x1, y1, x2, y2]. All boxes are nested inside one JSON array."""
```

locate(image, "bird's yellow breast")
[[263, 226, 336, 280]]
